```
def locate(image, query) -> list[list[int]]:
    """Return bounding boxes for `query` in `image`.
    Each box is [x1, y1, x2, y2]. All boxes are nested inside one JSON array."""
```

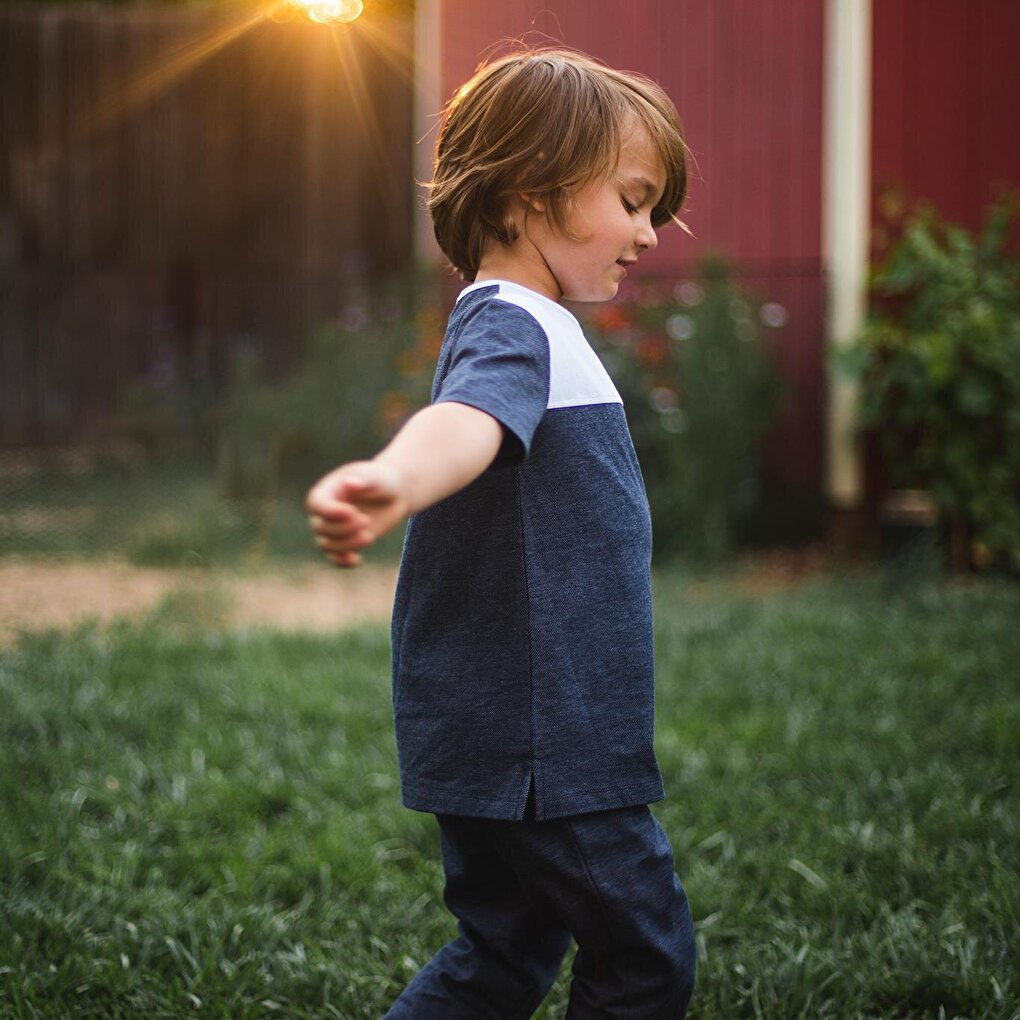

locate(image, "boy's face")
[[526, 122, 666, 303]]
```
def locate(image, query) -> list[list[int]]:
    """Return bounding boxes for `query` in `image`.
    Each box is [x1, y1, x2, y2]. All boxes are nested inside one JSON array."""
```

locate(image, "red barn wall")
[[866, 0, 1020, 507], [872, 0, 1020, 238], [438, 0, 827, 511]]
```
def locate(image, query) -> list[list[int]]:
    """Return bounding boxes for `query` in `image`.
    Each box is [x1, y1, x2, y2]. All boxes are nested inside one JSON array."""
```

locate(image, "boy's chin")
[[565, 283, 621, 304]]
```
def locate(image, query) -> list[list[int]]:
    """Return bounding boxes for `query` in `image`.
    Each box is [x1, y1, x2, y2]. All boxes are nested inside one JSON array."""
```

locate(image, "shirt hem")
[[401, 775, 665, 822]]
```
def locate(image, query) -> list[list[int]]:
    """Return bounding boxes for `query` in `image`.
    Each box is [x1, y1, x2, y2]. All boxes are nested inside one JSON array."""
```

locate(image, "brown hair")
[[426, 47, 690, 281]]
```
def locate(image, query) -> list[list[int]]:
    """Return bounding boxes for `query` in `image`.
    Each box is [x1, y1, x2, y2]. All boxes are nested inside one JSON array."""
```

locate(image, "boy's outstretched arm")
[[306, 401, 503, 568]]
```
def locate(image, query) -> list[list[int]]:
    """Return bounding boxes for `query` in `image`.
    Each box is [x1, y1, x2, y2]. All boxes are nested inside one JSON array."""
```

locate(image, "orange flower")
[[591, 305, 632, 331], [636, 336, 668, 366], [397, 350, 427, 377], [416, 307, 443, 333], [379, 391, 411, 425]]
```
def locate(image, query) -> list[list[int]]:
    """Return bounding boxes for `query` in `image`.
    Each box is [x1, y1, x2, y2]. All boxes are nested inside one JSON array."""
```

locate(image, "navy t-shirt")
[[390, 279, 664, 820]]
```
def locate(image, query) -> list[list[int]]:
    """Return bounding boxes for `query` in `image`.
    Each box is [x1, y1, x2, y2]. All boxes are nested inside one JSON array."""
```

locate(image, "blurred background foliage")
[[1, 260, 790, 569], [0, 270, 430, 568], [834, 199, 1020, 573], [3, 2, 1015, 579], [209, 255, 789, 568], [583, 256, 785, 564], [6, 222, 1019, 575]]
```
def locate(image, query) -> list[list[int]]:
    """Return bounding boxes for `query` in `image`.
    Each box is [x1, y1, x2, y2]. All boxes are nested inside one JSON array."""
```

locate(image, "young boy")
[[307, 48, 696, 1018]]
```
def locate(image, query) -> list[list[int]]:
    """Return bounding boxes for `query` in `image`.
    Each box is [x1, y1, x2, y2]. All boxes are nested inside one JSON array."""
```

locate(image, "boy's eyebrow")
[[622, 175, 664, 203]]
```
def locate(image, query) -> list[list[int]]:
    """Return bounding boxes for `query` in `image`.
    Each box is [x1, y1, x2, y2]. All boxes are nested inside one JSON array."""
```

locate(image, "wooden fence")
[[0, 2, 415, 445]]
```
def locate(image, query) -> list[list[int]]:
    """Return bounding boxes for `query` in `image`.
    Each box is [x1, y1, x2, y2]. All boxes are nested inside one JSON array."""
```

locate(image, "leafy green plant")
[[834, 200, 1020, 572], [583, 256, 784, 563], [215, 268, 437, 501], [116, 362, 217, 462]]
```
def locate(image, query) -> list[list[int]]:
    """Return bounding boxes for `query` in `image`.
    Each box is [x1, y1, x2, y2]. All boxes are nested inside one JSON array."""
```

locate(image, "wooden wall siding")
[[0, 5, 414, 444], [865, 1, 1020, 509], [439, 0, 826, 492], [872, 0, 1020, 239]]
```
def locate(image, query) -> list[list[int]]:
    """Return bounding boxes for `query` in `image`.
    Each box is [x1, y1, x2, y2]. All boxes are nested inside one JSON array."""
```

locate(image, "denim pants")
[[383, 803, 696, 1019]]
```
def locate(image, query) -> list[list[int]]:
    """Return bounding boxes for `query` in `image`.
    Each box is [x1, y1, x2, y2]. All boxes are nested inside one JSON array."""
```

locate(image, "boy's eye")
[[622, 198, 639, 214]]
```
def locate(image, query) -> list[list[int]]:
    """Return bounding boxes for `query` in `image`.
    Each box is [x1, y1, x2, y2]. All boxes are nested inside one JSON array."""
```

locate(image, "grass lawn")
[[1, 572, 1018, 1018], [0, 459, 407, 569]]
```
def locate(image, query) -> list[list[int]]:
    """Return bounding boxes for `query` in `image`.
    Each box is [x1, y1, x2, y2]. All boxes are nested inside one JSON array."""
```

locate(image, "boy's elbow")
[[436, 401, 504, 463]]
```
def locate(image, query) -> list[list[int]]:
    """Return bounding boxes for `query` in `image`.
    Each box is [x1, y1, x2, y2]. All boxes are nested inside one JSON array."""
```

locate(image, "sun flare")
[[285, 0, 364, 24], [72, 0, 411, 179]]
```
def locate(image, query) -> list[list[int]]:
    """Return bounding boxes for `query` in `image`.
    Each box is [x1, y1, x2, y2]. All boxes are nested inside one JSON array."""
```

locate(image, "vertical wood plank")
[[0, 3, 415, 442], [977, 0, 1020, 205]]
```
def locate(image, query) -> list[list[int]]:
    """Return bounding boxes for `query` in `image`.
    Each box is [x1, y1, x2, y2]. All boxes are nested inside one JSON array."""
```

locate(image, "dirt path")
[[0, 543, 846, 643], [0, 561, 399, 642]]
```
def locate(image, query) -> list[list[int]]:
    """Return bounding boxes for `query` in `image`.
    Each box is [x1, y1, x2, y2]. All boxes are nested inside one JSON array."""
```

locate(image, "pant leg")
[[384, 814, 572, 1020], [499, 805, 696, 1019]]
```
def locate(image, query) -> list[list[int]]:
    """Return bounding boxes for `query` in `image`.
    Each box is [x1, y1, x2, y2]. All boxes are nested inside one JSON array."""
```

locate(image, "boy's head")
[[427, 48, 689, 283]]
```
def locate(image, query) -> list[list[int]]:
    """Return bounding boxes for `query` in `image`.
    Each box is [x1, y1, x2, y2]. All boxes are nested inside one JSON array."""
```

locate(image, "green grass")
[[0, 459, 407, 568], [1, 574, 1018, 1018]]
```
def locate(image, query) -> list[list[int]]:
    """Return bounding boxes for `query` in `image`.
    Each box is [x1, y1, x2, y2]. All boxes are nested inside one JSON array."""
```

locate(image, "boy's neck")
[[474, 249, 563, 304]]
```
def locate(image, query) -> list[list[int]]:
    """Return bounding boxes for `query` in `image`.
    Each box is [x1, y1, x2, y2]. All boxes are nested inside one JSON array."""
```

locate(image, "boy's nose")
[[637, 223, 658, 252]]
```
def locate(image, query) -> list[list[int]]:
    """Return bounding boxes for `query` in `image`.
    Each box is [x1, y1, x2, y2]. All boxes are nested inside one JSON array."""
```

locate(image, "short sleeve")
[[433, 299, 551, 467]]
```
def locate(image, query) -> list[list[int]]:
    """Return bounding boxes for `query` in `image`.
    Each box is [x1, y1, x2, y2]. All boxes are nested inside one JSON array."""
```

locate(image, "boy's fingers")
[[315, 530, 373, 552], [306, 479, 390, 518], [337, 480, 396, 508], [337, 474, 372, 490], [309, 515, 370, 538], [335, 474, 382, 498], [306, 472, 368, 512], [308, 508, 371, 539], [306, 492, 346, 517], [328, 550, 361, 568]]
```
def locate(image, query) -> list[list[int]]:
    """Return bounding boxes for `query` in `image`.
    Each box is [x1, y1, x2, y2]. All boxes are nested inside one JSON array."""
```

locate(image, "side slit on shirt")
[[523, 774, 537, 821]]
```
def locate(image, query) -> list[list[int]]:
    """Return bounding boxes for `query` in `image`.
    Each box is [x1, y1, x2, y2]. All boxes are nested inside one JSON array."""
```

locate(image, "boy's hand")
[[306, 461, 409, 569], [306, 402, 503, 569]]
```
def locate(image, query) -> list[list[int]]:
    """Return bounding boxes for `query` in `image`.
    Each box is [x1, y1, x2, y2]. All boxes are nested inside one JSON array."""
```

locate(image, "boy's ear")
[[520, 192, 546, 214]]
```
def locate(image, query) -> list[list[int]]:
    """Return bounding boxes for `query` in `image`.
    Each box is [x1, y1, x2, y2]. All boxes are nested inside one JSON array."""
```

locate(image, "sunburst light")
[[285, 0, 365, 24], [75, 0, 409, 146]]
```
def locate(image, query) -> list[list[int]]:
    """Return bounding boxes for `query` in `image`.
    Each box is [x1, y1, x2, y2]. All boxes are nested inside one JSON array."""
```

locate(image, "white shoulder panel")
[[489, 283, 622, 410]]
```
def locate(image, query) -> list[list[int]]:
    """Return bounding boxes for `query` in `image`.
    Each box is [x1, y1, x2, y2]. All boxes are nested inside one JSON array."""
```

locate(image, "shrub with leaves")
[[834, 200, 1020, 573], [216, 271, 435, 500], [583, 256, 784, 563]]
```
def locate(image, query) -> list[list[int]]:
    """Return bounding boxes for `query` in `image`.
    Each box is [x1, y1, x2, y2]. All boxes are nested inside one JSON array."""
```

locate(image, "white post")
[[823, 0, 872, 508], [413, 0, 442, 264]]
